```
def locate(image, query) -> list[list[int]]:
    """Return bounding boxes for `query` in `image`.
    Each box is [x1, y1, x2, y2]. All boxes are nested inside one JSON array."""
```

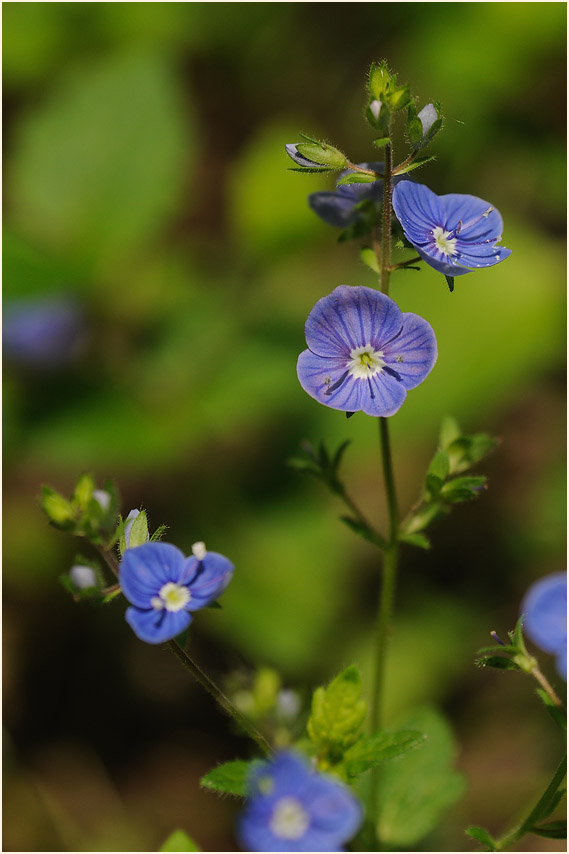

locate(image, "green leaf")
[[530, 820, 567, 840], [342, 730, 425, 779], [307, 665, 366, 751], [407, 116, 424, 147], [360, 247, 380, 274], [373, 137, 391, 149], [376, 707, 466, 847], [336, 173, 378, 186], [368, 60, 391, 100], [160, 829, 201, 851], [475, 655, 522, 671], [509, 615, 526, 650], [339, 516, 386, 550], [535, 689, 567, 730], [393, 155, 436, 176], [73, 473, 95, 512], [398, 532, 431, 550], [465, 825, 498, 850], [425, 473, 444, 499], [428, 449, 450, 483], [200, 760, 252, 797], [39, 486, 76, 529], [440, 475, 487, 503], [532, 787, 566, 824], [402, 502, 448, 535]]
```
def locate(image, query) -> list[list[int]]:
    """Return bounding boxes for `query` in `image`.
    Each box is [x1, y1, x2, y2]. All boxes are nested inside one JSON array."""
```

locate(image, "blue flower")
[[521, 572, 567, 680], [119, 541, 234, 644], [297, 285, 437, 417], [3, 297, 83, 367], [392, 180, 512, 277], [238, 752, 362, 852], [308, 162, 384, 228]]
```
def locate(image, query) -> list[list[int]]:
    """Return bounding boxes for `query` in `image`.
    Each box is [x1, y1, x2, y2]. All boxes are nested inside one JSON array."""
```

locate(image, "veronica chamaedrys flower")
[[238, 752, 362, 852], [297, 285, 437, 417], [392, 180, 512, 277], [120, 541, 234, 644], [521, 572, 567, 680]]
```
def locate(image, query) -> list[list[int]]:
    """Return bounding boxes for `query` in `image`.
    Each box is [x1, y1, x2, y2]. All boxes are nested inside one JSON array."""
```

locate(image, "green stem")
[[167, 640, 272, 756], [94, 541, 272, 756], [492, 754, 567, 851], [529, 663, 566, 713], [380, 141, 393, 296]]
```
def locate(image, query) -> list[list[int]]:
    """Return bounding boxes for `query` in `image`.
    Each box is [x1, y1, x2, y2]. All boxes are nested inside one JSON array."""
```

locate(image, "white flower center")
[[151, 582, 191, 612], [347, 345, 385, 379], [432, 226, 458, 256], [269, 796, 310, 840]]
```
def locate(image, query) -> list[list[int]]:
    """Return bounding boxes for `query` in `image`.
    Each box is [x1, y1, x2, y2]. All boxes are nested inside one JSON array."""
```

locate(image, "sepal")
[[160, 830, 201, 852]]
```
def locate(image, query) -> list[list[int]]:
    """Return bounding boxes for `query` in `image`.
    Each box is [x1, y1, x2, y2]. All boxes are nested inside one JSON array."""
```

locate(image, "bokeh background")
[[3, 3, 566, 851]]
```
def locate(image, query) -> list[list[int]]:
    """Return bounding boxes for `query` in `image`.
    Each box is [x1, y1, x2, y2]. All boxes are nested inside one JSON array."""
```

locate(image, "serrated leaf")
[[160, 829, 201, 851], [476, 656, 521, 671], [376, 707, 466, 847], [200, 760, 251, 797], [336, 173, 378, 186], [398, 532, 431, 550], [465, 825, 497, 850], [343, 730, 425, 778], [530, 820, 567, 839], [307, 665, 366, 751], [360, 247, 380, 274], [393, 155, 436, 176]]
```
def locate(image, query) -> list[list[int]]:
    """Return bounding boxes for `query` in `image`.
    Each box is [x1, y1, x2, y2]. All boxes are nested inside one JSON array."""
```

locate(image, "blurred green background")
[[3, 3, 566, 851]]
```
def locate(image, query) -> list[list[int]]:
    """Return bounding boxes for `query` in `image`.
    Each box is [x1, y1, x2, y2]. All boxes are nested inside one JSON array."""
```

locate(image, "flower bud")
[[70, 564, 98, 590], [295, 142, 347, 170], [121, 508, 150, 552], [93, 489, 111, 512], [369, 99, 382, 121], [418, 103, 438, 137]]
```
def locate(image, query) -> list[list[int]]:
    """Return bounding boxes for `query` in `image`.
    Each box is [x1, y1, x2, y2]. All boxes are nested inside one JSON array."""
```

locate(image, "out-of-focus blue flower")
[[521, 572, 567, 679], [392, 180, 511, 277], [297, 285, 437, 417], [308, 162, 384, 228], [120, 542, 234, 644], [238, 752, 362, 852], [3, 297, 84, 367]]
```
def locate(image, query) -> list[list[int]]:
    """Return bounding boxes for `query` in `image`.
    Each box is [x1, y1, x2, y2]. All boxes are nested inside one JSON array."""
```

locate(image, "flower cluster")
[[297, 285, 437, 417], [521, 572, 567, 679], [238, 751, 362, 852], [119, 541, 234, 644]]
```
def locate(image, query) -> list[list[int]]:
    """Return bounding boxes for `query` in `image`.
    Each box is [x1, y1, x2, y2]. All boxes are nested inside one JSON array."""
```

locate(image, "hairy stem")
[[380, 141, 393, 296]]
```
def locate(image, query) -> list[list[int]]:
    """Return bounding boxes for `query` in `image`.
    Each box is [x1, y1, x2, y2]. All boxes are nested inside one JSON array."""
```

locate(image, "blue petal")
[[392, 181, 444, 243], [361, 371, 407, 416], [308, 191, 362, 228], [304, 286, 403, 358], [297, 349, 362, 412], [415, 245, 472, 277], [382, 312, 437, 390], [119, 542, 186, 608], [249, 753, 311, 799], [125, 605, 192, 644], [304, 775, 363, 839], [521, 573, 567, 659], [453, 243, 512, 269], [556, 650, 567, 680], [182, 552, 235, 609], [441, 193, 504, 242]]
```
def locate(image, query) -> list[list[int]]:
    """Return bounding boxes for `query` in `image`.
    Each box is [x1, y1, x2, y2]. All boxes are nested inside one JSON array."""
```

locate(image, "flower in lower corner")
[[238, 752, 362, 852], [297, 285, 437, 417], [119, 541, 234, 644], [521, 572, 567, 680], [392, 180, 511, 278]]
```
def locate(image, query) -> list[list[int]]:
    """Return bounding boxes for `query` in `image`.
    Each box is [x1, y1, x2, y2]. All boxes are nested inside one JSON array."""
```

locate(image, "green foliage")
[[530, 820, 567, 839], [399, 418, 497, 548], [393, 154, 437, 175], [360, 247, 380, 274], [536, 690, 567, 731], [465, 825, 498, 850], [119, 509, 149, 553], [307, 665, 366, 755], [39, 475, 120, 544], [200, 760, 253, 797], [336, 173, 378, 186], [376, 707, 466, 847], [160, 829, 201, 851], [288, 439, 350, 495], [340, 729, 425, 780]]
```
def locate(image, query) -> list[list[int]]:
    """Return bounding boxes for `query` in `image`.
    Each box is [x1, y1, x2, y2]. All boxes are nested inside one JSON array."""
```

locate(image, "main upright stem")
[[369, 138, 401, 842]]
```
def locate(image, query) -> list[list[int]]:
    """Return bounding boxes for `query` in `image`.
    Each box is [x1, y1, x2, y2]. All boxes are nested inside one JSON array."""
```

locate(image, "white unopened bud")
[[192, 541, 207, 561], [70, 565, 98, 590], [93, 489, 111, 512], [369, 99, 382, 121], [418, 103, 438, 138]]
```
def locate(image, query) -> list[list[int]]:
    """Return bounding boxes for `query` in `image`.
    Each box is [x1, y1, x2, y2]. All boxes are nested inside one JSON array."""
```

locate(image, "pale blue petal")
[[441, 193, 504, 242], [392, 181, 444, 241], [521, 573, 567, 658], [382, 312, 438, 390], [305, 776, 363, 839], [119, 543, 186, 608], [184, 552, 235, 609], [125, 606, 192, 644], [304, 286, 402, 358], [361, 371, 407, 416], [308, 191, 362, 227], [297, 349, 362, 412]]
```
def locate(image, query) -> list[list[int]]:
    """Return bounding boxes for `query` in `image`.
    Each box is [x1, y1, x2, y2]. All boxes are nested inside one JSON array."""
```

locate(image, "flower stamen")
[[347, 345, 385, 379], [151, 581, 191, 612]]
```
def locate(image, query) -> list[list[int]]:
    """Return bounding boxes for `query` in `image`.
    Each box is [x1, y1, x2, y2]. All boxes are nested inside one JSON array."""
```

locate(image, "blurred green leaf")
[[160, 829, 201, 851], [342, 729, 425, 779], [476, 655, 522, 671], [440, 475, 487, 503], [200, 760, 252, 797], [376, 707, 466, 847], [465, 825, 497, 850], [398, 532, 431, 550], [530, 820, 567, 840], [360, 247, 380, 273], [307, 665, 366, 752], [9, 52, 191, 274]]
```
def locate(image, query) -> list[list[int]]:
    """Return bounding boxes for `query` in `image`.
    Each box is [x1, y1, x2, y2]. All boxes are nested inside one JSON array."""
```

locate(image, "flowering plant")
[[39, 58, 565, 853]]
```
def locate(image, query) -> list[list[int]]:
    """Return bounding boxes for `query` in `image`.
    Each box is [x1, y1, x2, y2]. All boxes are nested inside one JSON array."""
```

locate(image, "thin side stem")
[[167, 640, 272, 756], [389, 255, 423, 272], [379, 141, 393, 296], [346, 160, 384, 178], [94, 541, 272, 755], [336, 484, 388, 551], [530, 664, 566, 712], [493, 754, 567, 851]]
